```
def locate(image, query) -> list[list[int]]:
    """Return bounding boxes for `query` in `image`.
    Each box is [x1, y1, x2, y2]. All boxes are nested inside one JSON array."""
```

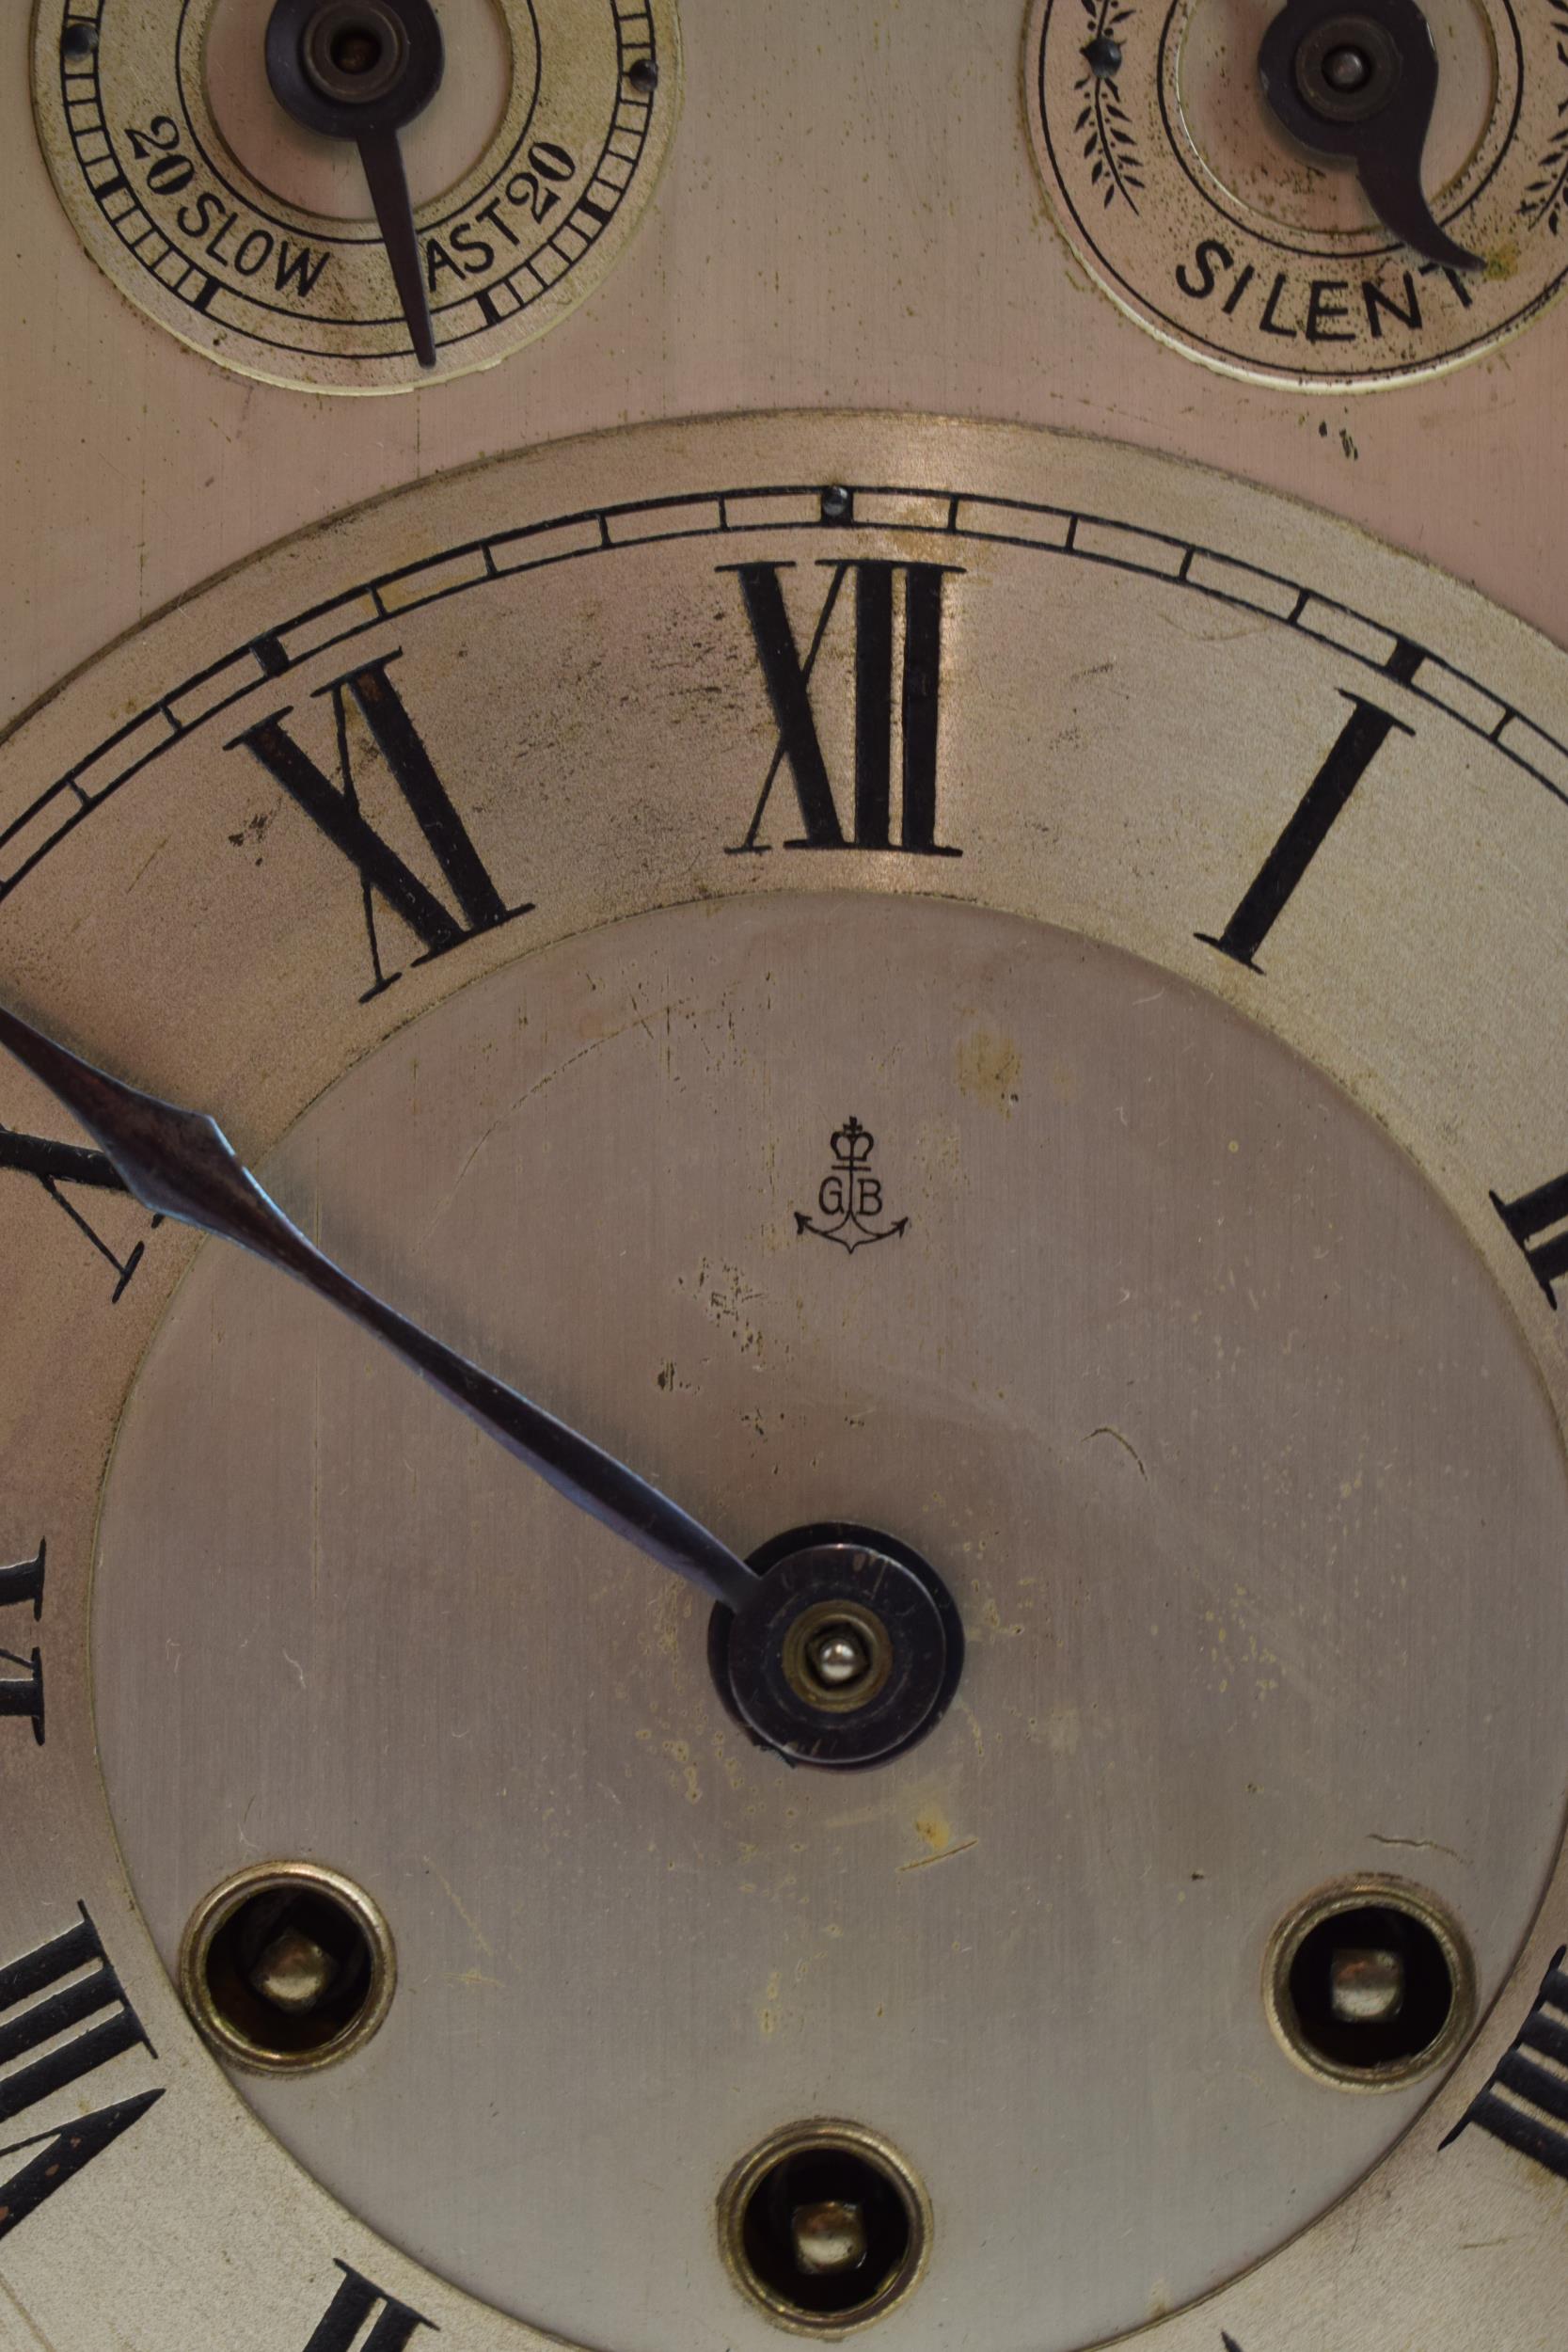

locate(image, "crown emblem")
[[829, 1116, 877, 1167]]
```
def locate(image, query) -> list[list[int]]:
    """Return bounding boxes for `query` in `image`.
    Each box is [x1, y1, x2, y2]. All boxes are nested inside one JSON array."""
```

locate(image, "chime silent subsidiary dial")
[[1025, 0, 1568, 387]]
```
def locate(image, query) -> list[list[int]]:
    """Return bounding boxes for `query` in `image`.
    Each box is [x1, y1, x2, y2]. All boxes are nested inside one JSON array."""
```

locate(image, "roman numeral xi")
[[228, 648, 531, 1002], [0, 1907, 163, 2242], [726, 560, 962, 856]]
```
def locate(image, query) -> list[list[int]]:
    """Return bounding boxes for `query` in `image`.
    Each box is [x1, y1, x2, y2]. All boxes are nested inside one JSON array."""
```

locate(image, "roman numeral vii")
[[303, 2261, 436, 2350], [726, 560, 962, 857], [1441, 1946, 1568, 2181]]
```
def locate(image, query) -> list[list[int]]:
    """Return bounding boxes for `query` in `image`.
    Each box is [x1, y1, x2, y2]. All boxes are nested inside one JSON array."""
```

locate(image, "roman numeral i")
[[726, 560, 963, 857], [1198, 640, 1420, 972]]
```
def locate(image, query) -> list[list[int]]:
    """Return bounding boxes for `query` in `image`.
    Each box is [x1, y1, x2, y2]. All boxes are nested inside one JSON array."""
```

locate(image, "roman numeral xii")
[[726, 560, 962, 857]]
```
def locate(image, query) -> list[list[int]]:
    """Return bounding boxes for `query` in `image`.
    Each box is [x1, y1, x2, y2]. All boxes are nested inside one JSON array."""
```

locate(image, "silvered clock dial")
[[0, 412, 1565, 2352]]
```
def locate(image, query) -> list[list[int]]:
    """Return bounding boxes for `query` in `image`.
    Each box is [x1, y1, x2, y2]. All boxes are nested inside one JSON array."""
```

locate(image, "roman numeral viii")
[[0, 1543, 46, 1746], [1199, 642, 1420, 971], [227, 650, 532, 1001], [726, 560, 962, 856], [1493, 1170, 1568, 1308], [0, 1907, 163, 2242], [1441, 1946, 1568, 2181], [304, 2261, 436, 2350]]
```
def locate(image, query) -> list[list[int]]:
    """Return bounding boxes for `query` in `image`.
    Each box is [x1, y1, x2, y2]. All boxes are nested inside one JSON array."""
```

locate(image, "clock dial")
[[30, 0, 680, 391], [88, 897, 1558, 2348], [1025, 0, 1568, 387], [2, 413, 1567, 2352]]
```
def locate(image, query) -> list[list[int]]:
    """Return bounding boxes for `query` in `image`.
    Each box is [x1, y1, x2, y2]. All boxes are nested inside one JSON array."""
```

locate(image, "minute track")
[[6, 471, 1568, 909], [3, 418, 1567, 2352]]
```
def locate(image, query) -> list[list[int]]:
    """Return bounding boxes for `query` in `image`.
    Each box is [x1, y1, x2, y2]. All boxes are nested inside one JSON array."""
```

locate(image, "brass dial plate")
[[1, 414, 1566, 2350], [30, 0, 681, 391], [1025, 0, 1568, 388]]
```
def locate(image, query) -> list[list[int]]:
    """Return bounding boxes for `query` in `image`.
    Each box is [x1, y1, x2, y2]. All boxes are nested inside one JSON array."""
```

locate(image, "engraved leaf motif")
[[1073, 2, 1142, 215], [1522, 27, 1568, 232]]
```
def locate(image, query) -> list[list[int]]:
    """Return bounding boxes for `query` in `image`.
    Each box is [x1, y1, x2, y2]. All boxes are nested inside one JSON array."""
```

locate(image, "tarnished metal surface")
[[8, 0, 1568, 729], [94, 897, 1568, 2348], [0, 415, 1565, 2348], [8, 0, 1568, 2338]]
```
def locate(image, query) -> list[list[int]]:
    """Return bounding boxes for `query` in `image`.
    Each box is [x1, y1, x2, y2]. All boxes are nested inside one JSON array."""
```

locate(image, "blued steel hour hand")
[[1259, 0, 1481, 272], [265, 0, 445, 368], [0, 999, 761, 1613]]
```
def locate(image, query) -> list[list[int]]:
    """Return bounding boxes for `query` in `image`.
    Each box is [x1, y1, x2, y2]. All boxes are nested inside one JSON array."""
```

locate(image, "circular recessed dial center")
[[206, 0, 512, 218], [1179, 0, 1495, 234], [94, 897, 1568, 2352]]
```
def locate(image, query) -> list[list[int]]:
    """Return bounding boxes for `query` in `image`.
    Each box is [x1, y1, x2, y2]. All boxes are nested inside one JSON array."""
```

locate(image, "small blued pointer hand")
[[1259, 0, 1481, 273], [266, 0, 445, 367]]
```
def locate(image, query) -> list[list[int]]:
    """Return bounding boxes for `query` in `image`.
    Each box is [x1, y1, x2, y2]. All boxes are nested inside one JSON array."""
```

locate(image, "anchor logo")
[[795, 1117, 908, 1254]]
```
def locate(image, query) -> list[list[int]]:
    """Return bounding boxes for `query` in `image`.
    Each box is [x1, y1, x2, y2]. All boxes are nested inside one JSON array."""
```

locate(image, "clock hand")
[[265, 0, 444, 370], [0, 1000, 761, 1613], [355, 125, 437, 372], [1258, 0, 1481, 273]]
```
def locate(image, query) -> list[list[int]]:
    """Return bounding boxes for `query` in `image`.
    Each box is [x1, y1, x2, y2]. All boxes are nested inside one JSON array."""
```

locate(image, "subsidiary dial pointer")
[[265, 0, 445, 366], [1259, 0, 1481, 271]]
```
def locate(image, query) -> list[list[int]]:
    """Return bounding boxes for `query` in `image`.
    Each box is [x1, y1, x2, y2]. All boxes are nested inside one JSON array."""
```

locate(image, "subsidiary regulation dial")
[[32, 0, 680, 391], [1025, 0, 1568, 388]]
